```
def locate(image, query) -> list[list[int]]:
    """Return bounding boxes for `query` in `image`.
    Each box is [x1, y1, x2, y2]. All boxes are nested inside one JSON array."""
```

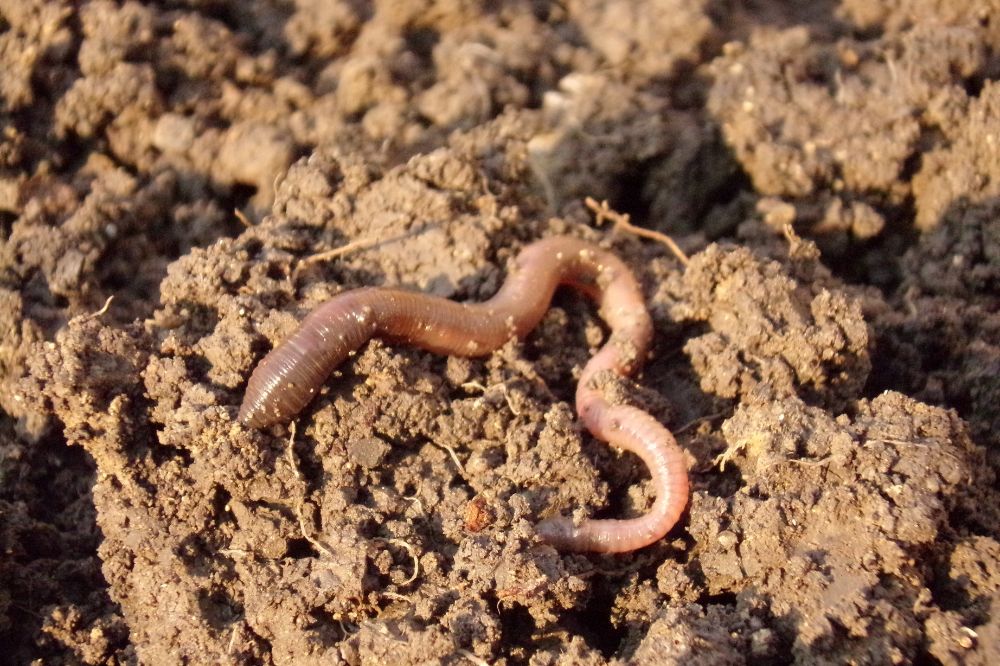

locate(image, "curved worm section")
[[535, 405, 689, 553], [239, 236, 689, 553]]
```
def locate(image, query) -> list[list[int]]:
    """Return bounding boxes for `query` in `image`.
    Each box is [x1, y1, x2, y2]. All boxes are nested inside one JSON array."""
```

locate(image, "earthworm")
[[239, 236, 689, 553]]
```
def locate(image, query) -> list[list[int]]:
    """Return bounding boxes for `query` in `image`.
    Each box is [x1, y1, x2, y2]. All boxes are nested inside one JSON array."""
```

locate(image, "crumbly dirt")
[[2, 1, 999, 664]]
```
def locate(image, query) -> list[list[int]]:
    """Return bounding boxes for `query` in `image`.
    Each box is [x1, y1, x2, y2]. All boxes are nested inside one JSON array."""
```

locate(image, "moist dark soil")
[[2, 1, 999, 664]]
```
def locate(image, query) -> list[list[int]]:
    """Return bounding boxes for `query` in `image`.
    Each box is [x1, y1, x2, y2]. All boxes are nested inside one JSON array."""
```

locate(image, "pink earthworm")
[[239, 236, 689, 553]]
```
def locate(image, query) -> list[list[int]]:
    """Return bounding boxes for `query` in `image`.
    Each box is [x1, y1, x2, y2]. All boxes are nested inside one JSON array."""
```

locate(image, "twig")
[[372, 538, 421, 586], [462, 380, 521, 415], [285, 422, 335, 557], [85, 295, 115, 320], [585, 197, 689, 266], [403, 495, 424, 513], [234, 209, 253, 227], [765, 456, 832, 470], [295, 223, 440, 274], [286, 422, 302, 480], [673, 411, 728, 435], [227, 621, 244, 654], [432, 441, 467, 476], [298, 235, 385, 266], [295, 504, 334, 558]]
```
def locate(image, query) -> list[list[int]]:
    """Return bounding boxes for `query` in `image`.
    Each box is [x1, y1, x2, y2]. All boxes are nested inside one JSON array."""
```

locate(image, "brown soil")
[[2, 1, 999, 664]]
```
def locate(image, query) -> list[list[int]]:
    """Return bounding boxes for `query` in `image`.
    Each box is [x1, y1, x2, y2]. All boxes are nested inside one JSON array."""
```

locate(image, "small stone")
[[717, 530, 738, 549], [153, 113, 196, 154], [347, 436, 391, 469], [750, 628, 775, 656]]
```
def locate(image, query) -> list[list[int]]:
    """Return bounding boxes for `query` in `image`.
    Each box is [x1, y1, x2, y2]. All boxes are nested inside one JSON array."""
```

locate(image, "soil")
[[1, 1, 999, 664]]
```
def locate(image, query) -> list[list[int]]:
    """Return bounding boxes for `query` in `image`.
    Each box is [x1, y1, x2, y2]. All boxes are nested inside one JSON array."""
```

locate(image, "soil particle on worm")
[[3, 0, 1000, 664]]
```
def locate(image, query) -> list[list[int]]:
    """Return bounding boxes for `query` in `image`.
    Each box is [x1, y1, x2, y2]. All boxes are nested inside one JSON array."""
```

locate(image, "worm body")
[[239, 236, 689, 553]]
